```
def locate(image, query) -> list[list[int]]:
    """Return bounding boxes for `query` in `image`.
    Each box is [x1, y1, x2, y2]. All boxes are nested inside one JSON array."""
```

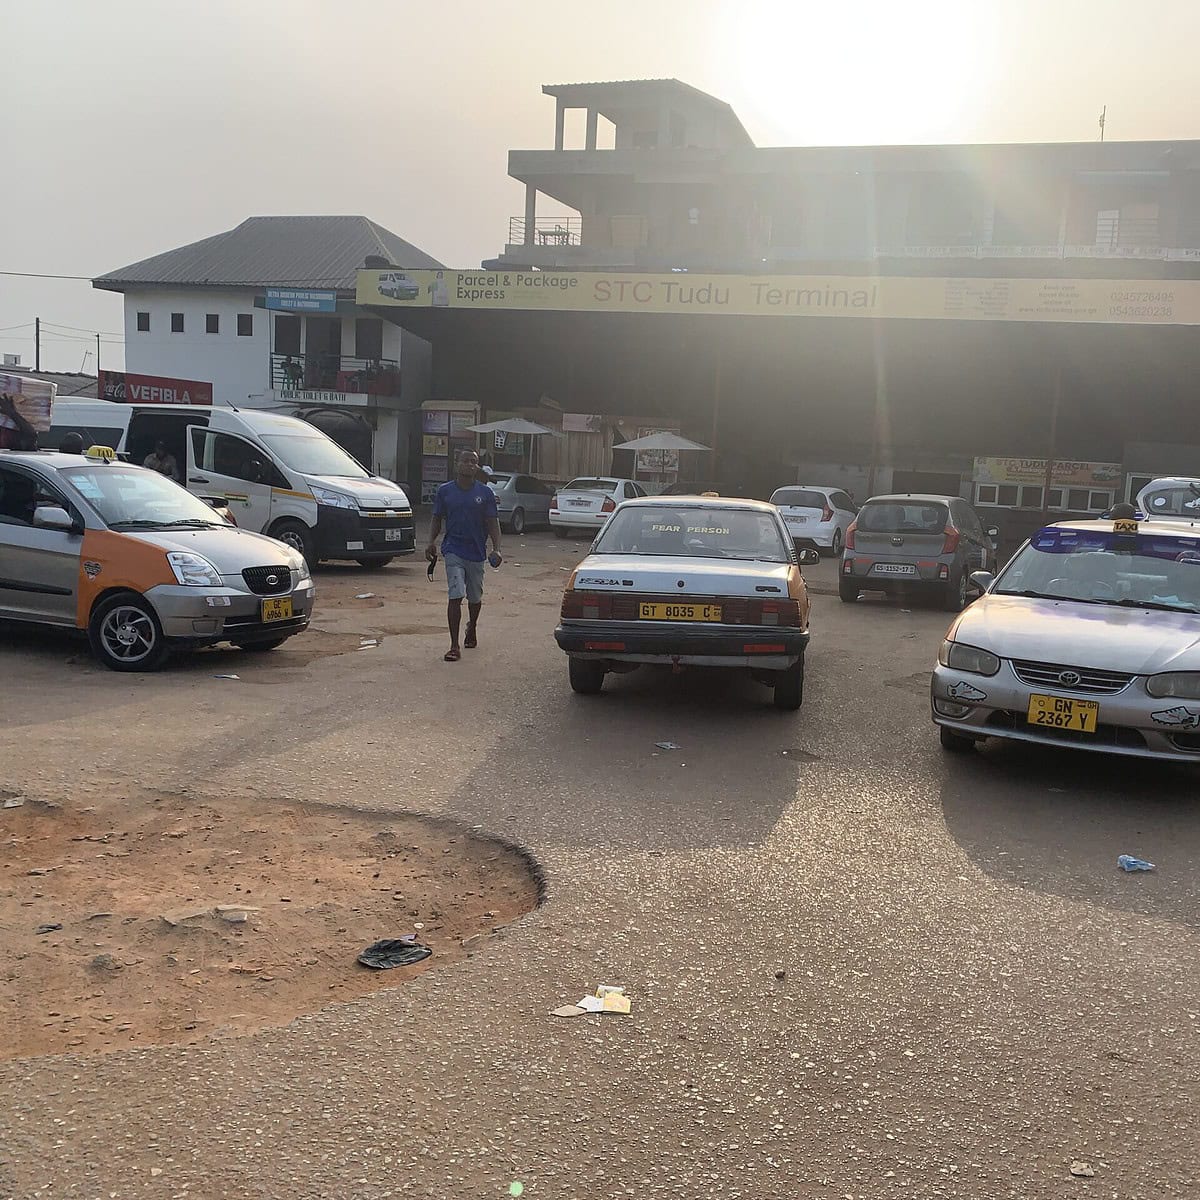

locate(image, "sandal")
[[443, 647, 461, 662]]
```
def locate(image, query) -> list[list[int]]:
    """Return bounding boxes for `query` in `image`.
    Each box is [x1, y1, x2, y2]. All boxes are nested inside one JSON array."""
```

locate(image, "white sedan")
[[549, 477, 646, 536], [932, 513, 1200, 761], [554, 496, 819, 709]]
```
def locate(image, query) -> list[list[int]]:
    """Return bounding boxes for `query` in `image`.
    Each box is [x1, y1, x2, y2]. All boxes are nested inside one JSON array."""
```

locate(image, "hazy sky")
[[3, 0, 1197, 373]]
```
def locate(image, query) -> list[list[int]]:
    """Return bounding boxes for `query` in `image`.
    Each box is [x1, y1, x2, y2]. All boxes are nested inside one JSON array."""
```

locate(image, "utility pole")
[[1099, 105, 1106, 142], [96, 332, 101, 376], [35, 317, 40, 371]]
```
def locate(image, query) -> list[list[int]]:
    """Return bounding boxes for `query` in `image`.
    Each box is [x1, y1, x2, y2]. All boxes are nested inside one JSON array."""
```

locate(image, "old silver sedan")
[[932, 516, 1200, 761]]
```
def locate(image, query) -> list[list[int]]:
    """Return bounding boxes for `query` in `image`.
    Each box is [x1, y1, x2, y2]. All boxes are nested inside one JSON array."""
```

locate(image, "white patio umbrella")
[[611, 431, 711, 453], [466, 418, 562, 471]]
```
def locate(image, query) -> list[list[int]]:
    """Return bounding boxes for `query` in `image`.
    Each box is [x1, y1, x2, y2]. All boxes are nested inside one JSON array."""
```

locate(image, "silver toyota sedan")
[[931, 514, 1200, 762]]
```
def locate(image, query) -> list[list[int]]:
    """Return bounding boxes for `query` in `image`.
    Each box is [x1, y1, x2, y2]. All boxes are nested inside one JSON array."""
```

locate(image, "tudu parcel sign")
[[99, 370, 213, 406]]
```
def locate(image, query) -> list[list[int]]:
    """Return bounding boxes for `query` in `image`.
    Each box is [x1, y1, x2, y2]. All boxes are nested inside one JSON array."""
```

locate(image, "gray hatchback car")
[[839, 493, 997, 610]]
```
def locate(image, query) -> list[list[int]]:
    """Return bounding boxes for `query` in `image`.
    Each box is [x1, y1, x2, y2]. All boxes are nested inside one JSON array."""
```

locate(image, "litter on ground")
[[1117, 854, 1155, 872]]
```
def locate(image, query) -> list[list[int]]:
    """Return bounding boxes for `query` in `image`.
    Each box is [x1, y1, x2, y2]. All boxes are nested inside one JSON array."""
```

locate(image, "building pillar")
[[585, 108, 598, 151], [657, 105, 671, 149], [524, 183, 537, 245], [555, 99, 566, 151]]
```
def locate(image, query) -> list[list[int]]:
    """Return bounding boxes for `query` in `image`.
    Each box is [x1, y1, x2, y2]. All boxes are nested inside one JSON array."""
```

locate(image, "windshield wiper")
[[1090, 597, 1200, 614], [995, 588, 1069, 601], [109, 518, 218, 530]]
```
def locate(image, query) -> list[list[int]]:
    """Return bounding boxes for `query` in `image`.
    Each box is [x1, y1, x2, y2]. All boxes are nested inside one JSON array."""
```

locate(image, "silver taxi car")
[[0, 449, 314, 670], [932, 511, 1200, 761]]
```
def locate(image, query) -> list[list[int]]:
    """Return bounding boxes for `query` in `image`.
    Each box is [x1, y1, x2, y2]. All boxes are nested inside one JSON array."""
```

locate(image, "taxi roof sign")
[[85, 445, 116, 461]]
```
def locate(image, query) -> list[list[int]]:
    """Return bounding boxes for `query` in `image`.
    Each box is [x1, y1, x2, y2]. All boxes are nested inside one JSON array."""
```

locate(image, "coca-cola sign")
[[99, 370, 213, 406]]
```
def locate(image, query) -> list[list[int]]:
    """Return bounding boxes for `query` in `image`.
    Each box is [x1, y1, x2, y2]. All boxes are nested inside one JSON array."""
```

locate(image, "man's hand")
[[0, 393, 17, 417], [425, 542, 438, 563], [490, 551, 503, 567]]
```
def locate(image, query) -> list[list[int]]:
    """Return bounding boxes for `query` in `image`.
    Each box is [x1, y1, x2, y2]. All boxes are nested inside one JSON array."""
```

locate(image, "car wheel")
[[839, 577, 860, 603], [355, 557, 393, 568], [772, 657, 804, 710], [233, 637, 288, 652], [270, 519, 316, 566], [830, 527, 844, 556], [88, 592, 170, 672], [943, 571, 968, 612], [939, 725, 978, 754], [568, 657, 605, 695], [510, 507, 526, 535]]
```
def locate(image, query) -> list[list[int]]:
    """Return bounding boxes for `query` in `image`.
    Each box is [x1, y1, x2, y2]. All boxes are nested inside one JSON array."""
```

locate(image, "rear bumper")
[[314, 506, 416, 560], [555, 619, 808, 668], [842, 556, 952, 585], [785, 520, 837, 547], [549, 510, 607, 530]]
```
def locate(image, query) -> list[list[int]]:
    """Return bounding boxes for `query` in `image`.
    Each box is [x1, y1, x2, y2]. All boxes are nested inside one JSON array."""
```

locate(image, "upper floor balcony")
[[271, 351, 401, 398]]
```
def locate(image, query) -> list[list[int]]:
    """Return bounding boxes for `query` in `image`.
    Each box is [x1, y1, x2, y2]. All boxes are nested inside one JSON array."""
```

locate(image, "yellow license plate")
[[1026, 693, 1099, 733], [261, 597, 293, 623], [639, 602, 722, 622]]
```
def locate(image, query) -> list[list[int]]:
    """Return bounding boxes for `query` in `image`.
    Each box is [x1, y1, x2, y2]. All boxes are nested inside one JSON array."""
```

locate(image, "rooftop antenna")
[[79, 349, 92, 373], [1099, 105, 1106, 141]]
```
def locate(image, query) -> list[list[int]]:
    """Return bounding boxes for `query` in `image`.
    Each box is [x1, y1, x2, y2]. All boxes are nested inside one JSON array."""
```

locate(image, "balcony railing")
[[1094, 215, 1159, 249], [508, 215, 583, 247], [271, 352, 400, 398]]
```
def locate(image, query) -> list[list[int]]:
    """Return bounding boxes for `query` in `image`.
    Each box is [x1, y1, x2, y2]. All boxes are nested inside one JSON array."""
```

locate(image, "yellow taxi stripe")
[[272, 488, 315, 500]]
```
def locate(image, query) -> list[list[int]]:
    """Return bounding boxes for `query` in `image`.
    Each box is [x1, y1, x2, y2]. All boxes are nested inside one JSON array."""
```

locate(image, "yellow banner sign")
[[357, 269, 1200, 326], [974, 457, 1123, 488]]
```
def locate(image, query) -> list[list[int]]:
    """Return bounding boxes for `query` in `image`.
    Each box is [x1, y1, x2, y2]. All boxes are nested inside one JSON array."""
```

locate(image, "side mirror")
[[969, 570, 994, 593], [985, 525, 1000, 539], [797, 548, 821, 566], [33, 506, 80, 534]]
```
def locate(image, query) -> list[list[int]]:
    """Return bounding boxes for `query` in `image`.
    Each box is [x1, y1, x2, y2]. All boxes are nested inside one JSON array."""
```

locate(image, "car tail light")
[[550, 494, 560, 510], [750, 598, 801, 627], [601, 496, 616, 513], [561, 590, 615, 620], [845, 520, 857, 550], [941, 525, 960, 555], [821, 504, 833, 523]]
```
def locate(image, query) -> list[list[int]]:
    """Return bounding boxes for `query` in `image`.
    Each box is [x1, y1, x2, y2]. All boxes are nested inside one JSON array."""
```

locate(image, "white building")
[[93, 215, 442, 483]]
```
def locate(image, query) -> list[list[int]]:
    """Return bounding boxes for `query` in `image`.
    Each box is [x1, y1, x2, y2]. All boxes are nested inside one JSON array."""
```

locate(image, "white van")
[[46, 401, 415, 565]]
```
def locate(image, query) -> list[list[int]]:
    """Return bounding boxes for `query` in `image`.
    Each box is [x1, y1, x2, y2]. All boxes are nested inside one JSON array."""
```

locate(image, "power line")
[[0, 270, 94, 281], [0, 322, 34, 334], [42, 320, 124, 336]]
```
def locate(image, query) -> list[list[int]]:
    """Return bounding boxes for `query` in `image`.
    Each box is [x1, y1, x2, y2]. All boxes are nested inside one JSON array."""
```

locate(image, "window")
[[274, 315, 301, 355], [0, 466, 71, 527], [1048, 489, 1065, 509], [136, 311, 150, 332], [1067, 488, 1089, 510], [975, 484, 998, 506], [623, 483, 638, 499], [1089, 490, 1114, 511], [170, 312, 185, 333], [205, 314, 219, 334], [770, 488, 827, 509], [355, 318, 384, 361], [237, 313, 253, 337], [191, 428, 286, 487], [1019, 485, 1043, 509], [831, 491, 856, 513], [997, 484, 1018, 506]]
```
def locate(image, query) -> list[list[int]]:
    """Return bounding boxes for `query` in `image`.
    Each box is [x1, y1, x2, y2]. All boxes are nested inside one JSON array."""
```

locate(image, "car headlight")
[[1145, 672, 1200, 699], [167, 551, 222, 587], [311, 485, 355, 510], [938, 639, 1001, 676], [285, 549, 311, 582]]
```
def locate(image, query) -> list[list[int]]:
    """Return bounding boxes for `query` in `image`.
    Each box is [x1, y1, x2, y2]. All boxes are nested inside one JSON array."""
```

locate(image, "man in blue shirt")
[[426, 448, 502, 661]]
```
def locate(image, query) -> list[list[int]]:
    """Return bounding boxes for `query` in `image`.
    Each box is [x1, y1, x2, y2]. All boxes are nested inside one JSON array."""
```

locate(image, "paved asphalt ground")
[[1, 533, 1198, 1199]]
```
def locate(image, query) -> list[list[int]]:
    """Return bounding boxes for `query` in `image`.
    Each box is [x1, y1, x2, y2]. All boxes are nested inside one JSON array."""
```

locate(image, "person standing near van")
[[143, 440, 180, 481], [0, 394, 37, 450], [426, 448, 502, 662]]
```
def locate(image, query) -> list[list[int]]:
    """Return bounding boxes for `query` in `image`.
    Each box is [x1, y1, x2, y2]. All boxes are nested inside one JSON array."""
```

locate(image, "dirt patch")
[[1, 793, 540, 1060]]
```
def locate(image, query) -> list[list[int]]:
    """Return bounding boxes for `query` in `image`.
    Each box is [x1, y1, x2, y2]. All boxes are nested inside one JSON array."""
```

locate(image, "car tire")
[[554, 526, 569, 539], [510, 507, 526, 535], [828, 528, 844, 557], [355, 557, 393, 568], [772, 657, 804, 711], [270, 519, 316, 566], [88, 591, 170, 673], [568, 657, 605, 695], [943, 571, 969, 612], [939, 725, 978, 754], [233, 637, 288, 652], [839, 577, 860, 603]]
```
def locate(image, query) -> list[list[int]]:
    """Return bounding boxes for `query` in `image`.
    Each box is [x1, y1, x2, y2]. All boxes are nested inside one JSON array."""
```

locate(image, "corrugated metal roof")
[[94, 215, 443, 291]]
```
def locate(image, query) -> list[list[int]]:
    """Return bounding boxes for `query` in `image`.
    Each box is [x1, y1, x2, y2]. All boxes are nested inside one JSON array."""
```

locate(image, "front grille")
[[986, 709, 1147, 750], [1011, 659, 1134, 695], [241, 566, 293, 596], [223, 614, 308, 633]]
